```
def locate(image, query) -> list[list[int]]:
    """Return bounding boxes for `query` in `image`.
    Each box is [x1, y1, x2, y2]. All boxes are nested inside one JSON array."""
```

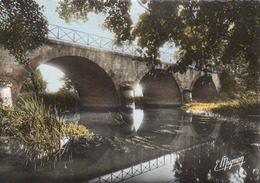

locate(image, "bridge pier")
[[120, 86, 134, 108], [0, 81, 12, 107], [183, 89, 192, 103]]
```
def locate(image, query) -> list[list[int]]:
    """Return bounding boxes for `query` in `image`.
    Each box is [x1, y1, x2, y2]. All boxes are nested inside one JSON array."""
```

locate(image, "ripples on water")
[[0, 108, 259, 183]]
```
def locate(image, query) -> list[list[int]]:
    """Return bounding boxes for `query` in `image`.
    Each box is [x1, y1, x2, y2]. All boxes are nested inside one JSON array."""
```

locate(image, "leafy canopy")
[[59, 74, 76, 92], [0, 0, 48, 64], [57, 0, 260, 92], [57, 0, 133, 45]]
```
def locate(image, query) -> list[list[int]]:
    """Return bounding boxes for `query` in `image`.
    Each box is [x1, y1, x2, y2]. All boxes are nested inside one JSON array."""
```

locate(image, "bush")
[[219, 70, 240, 100]]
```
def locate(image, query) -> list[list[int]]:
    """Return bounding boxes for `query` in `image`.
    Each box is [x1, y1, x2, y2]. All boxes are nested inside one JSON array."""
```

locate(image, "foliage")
[[57, 0, 133, 45], [18, 91, 78, 109], [0, 96, 92, 166], [62, 123, 92, 138], [57, 0, 260, 92], [20, 69, 47, 93], [0, 0, 48, 64], [218, 70, 240, 99], [59, 75, 76, 92]]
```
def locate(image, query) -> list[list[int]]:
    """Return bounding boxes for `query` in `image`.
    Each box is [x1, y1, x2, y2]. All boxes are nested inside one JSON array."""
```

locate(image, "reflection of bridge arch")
[[139, 69, 183, 107], [191, 115, 217, 138], [169, 113, 221, 148], [137, 108, 183, 145]]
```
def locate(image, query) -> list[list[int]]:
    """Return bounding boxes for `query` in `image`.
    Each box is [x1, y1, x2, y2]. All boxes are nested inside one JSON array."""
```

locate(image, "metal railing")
[[85, 140, 214, 183], [47, 24, 176, 63], [47, 24, 222, 74], [86, 153, 174, 183]]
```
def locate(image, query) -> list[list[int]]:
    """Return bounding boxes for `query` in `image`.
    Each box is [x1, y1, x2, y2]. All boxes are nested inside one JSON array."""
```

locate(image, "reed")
[[0, 95, 92, 168]]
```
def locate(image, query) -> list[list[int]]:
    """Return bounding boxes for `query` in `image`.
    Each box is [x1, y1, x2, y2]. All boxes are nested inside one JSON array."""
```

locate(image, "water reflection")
[[133, 109, 143, 131], [0, 108, 259, 183]]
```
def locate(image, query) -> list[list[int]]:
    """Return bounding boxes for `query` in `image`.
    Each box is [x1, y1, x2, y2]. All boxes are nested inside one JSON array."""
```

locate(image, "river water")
[[0, 108, 259, 183]]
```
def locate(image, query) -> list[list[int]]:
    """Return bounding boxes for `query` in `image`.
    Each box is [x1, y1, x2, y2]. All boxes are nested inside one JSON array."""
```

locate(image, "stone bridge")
[[0, 27, 221, 108]]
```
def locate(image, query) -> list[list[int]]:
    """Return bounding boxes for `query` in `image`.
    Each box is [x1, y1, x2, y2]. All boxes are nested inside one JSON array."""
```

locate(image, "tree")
[[58, 75, 75, 92], [0, 0, 48, 64], [57, 0, 260, 93], [57, 0, 133, 45], [20, 69, 47, 93]]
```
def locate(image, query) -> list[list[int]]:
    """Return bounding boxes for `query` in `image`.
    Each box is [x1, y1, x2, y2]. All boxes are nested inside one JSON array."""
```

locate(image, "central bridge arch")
[[139, 69, 182, 107]]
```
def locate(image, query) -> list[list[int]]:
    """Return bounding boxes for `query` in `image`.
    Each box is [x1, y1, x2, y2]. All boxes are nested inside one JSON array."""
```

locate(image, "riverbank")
[[182, 97, 259, 117]]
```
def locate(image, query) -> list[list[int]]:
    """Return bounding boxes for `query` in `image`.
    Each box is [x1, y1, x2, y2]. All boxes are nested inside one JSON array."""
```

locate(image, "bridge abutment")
[[183, 89, 192, 103]]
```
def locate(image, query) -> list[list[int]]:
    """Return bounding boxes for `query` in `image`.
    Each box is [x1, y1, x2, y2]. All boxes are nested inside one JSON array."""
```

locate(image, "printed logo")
[[214, 156, 245, 172]]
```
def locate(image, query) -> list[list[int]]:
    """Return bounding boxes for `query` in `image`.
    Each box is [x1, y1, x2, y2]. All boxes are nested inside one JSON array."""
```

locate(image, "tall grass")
[[0, 95, 92, 168], [214, 92, 260, 115], [17, 90, 78, 109], [183, 92, 259, 116]]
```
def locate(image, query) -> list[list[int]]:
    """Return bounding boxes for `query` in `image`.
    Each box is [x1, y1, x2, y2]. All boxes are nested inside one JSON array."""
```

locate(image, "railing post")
[[121, 169, 123, 180], [73, 30, 75, 42], [57, 26, 59, 39]]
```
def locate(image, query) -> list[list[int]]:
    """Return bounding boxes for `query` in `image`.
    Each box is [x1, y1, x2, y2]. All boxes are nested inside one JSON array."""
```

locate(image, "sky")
[[36, 0, 146, 92]]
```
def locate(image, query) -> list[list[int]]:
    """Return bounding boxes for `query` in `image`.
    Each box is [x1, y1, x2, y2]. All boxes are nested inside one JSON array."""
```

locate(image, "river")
[[0, 107, 259, 183]]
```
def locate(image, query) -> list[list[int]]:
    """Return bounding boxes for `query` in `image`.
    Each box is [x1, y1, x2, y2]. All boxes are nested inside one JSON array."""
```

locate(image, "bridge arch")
[[15, 46, 120, 108], [191, 73, 218, 102], [138, 69, 183, 107]]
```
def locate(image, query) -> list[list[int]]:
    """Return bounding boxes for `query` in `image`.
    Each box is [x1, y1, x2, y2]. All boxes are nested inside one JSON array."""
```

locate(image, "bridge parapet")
[[48, 24, 176, 63]]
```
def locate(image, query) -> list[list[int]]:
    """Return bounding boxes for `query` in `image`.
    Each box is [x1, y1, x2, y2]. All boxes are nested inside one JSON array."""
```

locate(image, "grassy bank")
[[0, 95, 92, 167], [183, 93, 259, 116]]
